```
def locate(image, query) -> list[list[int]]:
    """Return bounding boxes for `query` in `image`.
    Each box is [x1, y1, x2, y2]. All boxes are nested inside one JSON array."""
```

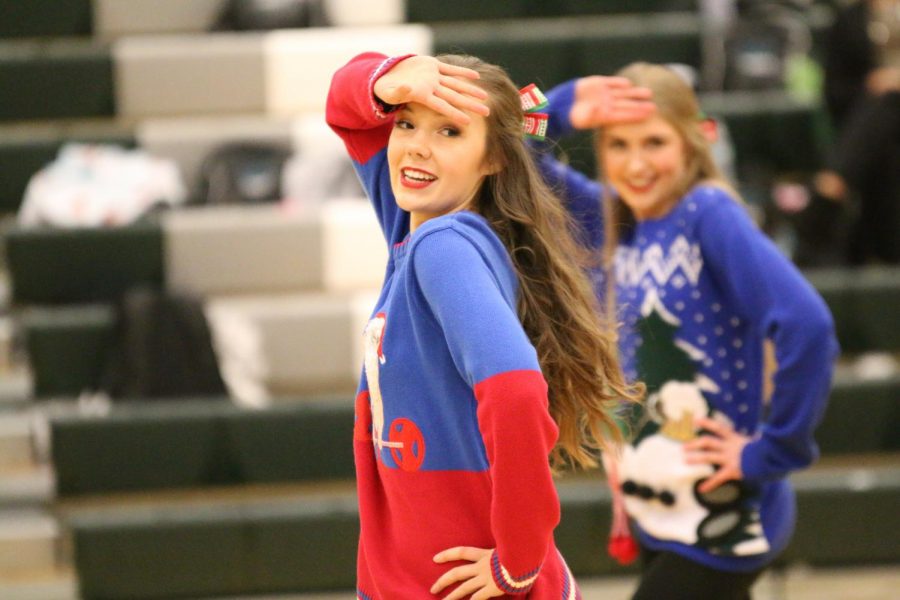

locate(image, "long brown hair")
[[438, 54, 643, 469], [596, 62, 742, 312]]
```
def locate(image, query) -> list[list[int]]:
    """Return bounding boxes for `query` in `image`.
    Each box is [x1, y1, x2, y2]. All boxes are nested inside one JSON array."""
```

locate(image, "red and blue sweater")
[[327, 52, 580, 599]]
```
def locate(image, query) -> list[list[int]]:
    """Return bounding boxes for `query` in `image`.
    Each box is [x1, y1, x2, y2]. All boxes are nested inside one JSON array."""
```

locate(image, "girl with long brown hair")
[[327, 52, 643, 599]]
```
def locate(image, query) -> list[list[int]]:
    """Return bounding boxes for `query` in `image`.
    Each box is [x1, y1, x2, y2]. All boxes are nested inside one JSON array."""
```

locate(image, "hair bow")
[[519, 83, 549, 141]]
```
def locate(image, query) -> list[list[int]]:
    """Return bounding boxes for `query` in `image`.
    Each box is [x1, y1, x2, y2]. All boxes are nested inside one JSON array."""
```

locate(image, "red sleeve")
[[474, 370, 560, 595], [325, 51, 414, 164]]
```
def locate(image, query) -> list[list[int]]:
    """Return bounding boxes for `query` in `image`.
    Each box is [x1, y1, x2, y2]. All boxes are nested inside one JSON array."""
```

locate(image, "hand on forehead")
[[375, 56, 490, 126]]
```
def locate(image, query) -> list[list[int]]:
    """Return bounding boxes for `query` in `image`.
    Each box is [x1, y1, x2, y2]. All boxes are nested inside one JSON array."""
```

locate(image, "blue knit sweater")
[[537, 79, 839, 572]]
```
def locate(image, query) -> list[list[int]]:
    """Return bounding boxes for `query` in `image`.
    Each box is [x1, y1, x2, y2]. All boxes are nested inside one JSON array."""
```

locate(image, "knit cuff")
[[368, 54, 416, 119], [490, 549, 540, 595]]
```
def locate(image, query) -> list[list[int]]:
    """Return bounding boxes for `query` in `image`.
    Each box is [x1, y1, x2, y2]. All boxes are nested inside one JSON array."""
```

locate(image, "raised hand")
[[374, 55, 490, 126], [569, 75, 655, 130], [431, 546, 504, 600], [683, 416, 750, 494]]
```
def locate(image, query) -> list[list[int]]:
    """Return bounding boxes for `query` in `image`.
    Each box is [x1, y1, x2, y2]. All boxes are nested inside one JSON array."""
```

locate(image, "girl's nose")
[[406, 131, 431, 159], [625, 151, 648, 174]]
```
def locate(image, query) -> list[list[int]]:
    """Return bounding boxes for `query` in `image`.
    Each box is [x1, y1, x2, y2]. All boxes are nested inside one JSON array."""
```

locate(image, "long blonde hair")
[[439, 54, 643, 469], [596, 63, 742, 311]]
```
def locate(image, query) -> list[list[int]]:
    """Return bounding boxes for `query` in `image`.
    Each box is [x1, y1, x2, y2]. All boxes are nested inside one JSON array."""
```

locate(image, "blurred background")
[[0, 0, 897, 598]]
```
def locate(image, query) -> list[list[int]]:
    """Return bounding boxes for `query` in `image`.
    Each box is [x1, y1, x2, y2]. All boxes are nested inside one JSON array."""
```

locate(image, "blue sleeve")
[[697, 193, 839, 482], [352, 151, 410, 247], [326, 52, 411, 246], [530, 79, 606, 251], [411, 226, 540, 383]]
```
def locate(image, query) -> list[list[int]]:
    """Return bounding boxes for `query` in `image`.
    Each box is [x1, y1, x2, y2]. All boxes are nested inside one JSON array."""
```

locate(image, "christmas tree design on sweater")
[[619, 291, 770, 556]]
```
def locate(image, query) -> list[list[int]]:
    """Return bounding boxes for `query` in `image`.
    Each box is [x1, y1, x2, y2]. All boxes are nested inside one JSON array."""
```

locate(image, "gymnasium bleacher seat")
[[65, 461, 900, 599], [0, 39, 114, 122]]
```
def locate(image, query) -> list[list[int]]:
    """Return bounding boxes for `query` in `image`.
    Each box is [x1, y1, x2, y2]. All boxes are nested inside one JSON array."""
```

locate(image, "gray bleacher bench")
[[67, 460, 900, 599], [49, 370, 900, 497]]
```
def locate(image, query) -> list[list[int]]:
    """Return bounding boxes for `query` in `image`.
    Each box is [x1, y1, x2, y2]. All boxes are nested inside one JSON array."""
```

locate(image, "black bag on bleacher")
[[195, 142, 292, 205], [214, 0, 330, 31], [101, 287, 227, 400], [722, 0, 813, 91]]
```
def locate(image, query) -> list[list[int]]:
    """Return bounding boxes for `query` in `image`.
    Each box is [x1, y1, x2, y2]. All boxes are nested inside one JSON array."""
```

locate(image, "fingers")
[[440, 74, 488, 101], [683, 432, 720, 452], [434, 546, 491, 563], [442, 577, 483, 600], [431, 564, 478, 595], [697, 469, 733, 494], [434, 81, 490, 117], [615, 86, 654, 101], [424, 93, 473, 125], [432, 547, 493, 596], [695, 416, 733, 437], [607, 101, 656, 123], [413, 77, 490, 125], [437, 61, 482, 81]]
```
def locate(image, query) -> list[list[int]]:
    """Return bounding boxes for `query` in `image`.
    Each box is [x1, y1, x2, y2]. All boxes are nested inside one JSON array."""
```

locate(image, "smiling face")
[[600, 114, 688, 221], [387, 102, 494, 231]]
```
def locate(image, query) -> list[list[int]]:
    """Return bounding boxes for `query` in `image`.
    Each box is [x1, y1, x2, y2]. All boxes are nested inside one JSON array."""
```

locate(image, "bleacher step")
[[0, 509, 59, 573], [0, 465, 54, 506], [63, 458, 900, 599], [0, 566, 77, 600], [0, 414, 33, 469]]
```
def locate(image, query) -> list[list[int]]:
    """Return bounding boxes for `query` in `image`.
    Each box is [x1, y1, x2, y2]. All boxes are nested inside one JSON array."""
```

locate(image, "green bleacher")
[[0, 39, 114, 122], [0, 0, 93, 38], [67, 462, 900, 599]]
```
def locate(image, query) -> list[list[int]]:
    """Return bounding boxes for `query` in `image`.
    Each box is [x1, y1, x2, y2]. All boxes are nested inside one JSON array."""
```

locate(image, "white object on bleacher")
[[18, 143, 187, 228], [282, 113, 363, 206], [162, 199, 388, 296], [114, 24, 432, 117], [206, 289, 379, 401]]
